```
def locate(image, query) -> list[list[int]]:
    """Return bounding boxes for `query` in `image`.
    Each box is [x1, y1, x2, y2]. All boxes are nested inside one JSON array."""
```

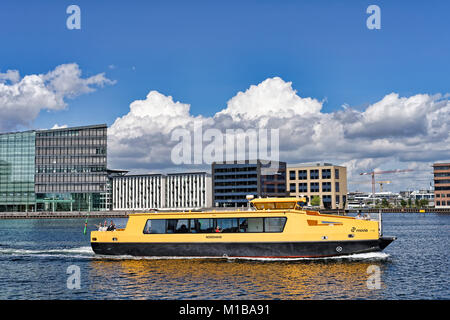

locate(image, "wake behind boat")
[[90, 197, 396, 258]]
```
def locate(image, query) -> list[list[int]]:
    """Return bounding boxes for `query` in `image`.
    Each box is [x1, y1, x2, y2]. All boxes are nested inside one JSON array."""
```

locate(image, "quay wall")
[[1, 207, 449, 219]]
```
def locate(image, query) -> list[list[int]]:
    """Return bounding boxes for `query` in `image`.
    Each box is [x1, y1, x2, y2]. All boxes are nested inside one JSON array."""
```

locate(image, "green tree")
[[419, 199, 429, 208], [381, 198, 390, 208], [400, 199, 407, 208], [311, 196, 321, 207]]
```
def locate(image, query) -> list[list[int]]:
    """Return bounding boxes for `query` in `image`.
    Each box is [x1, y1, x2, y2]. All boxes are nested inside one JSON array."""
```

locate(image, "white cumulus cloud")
[[0, 63, 115, 131], [107, 76, 449, 191]]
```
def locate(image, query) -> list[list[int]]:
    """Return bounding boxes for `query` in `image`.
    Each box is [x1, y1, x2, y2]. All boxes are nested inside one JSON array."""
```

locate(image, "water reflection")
[[88, 257, 390, 299]]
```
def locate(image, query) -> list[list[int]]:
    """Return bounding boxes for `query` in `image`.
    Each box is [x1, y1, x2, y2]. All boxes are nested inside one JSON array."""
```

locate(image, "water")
[[0, 213, 448, 300]]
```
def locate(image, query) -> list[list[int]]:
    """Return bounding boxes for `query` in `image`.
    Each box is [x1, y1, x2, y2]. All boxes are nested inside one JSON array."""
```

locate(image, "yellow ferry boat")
[[90, 197, 396, 258]]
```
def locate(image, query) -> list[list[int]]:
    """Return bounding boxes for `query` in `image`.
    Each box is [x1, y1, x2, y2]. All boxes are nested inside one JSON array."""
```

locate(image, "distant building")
[[112, 172, 212, 210], [410, 190, 434, 206], [212, 160, 287, 207], [0, 124, 108, 212], [286, 162, 347, 209], [433, 163, 450, 208]]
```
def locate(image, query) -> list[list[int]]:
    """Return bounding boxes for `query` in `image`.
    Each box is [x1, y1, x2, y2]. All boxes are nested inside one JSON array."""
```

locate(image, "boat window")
[[143, 217, 287, 234], [143, 219, 166, 234], [247, 217, 264, 232], [189, 219, 197, 233], [264, 217, 287, 232], [239, 218, 248, 232], [274, 202, 296, 209], [253, 202, 275, 210], [195, 218, 215, 233], [167, 219, 190, 233], [296, 201, 306, 208], [216, 218, 239, 233]]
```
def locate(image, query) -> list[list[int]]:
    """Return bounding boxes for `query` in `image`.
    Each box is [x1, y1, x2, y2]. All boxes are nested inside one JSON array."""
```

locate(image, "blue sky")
[[0, 1, 449, 191], [1, 0, 449, 129]]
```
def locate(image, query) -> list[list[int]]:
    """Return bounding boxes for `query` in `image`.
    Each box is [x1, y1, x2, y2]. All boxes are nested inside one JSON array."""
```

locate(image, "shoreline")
[[0, 212, 129, 219], [0, 207, 449, 219]]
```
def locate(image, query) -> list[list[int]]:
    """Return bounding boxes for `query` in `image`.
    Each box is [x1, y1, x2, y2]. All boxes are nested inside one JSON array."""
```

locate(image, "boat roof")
[[250, 197, 306, 203]]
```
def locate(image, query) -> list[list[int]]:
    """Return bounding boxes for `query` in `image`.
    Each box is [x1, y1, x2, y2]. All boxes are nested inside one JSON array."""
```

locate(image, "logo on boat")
[[206, 235, 222, 239], [351, 227, 368, 232]]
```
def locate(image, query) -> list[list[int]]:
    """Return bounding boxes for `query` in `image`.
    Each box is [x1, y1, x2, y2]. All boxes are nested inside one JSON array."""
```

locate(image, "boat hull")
[[91, 237, 395, 258]]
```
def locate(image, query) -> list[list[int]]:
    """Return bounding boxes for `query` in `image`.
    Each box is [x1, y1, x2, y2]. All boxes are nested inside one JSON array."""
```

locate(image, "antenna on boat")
[[246, 195, 254, 211]]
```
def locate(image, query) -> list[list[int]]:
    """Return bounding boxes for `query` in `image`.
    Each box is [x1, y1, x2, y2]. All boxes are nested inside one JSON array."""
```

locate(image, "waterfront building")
[[112, 174, 164, 210], [0, 124, 108, 212], [287, 162, 347, 209], [410, 190, 434, 206], [211, 160, 287, 207], [106, 169, 129, 210], [433, 163, 450, 208], [112, 172, 212, 210], [0, 131, 36, 212], [164, 172, 212, 209]]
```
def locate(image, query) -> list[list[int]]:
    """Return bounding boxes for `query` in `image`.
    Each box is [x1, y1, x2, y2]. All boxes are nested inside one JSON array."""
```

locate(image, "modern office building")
[[0, 124, 108, 212], [165, 172, 212, 209], [286, 162, 347, 209], [0, 130, 36, 212], [112, 172, 212, 210], [433, 163, 450, 208], [212, 160, 287, 207]]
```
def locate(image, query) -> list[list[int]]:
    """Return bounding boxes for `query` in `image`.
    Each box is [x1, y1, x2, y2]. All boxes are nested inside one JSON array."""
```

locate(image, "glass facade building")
[[0, 124, 108, 212], [0, 131, 36, 212], [212, 160, 287, 207]]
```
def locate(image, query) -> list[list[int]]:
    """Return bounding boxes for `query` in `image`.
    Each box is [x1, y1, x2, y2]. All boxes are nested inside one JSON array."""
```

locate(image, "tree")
[[400, 199, 407, 208], [419, 199, 429, 208], [381, 198, 390, 208], [311, 196, 321, 207]]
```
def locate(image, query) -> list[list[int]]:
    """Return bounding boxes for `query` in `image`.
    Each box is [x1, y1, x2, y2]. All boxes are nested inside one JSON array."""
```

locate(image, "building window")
[[299, 183, 308, 193], [335, 182, 340, 192], [335, 168, 339, 179], [298, 170, 307, 180], [322, 182, 331, 192], [322, 169, 331, 179], [289, 183, 296, 193], [310, 182, 320, 192], [310, 170, 319, 180], [289, 170, 296, 180]]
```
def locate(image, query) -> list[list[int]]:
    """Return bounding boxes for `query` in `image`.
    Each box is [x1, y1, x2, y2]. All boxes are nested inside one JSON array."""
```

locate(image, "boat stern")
[[379, 236, 397, 250]]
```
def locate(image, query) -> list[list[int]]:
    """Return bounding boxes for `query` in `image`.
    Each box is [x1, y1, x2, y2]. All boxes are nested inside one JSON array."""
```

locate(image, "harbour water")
[[0, 213, 448, 300]]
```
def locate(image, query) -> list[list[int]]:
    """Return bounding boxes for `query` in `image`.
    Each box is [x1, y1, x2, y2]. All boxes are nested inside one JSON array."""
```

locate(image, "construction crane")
[[377, 181, 391, 192], [351, 180, 391, 192], [360, 169, 413, 205]]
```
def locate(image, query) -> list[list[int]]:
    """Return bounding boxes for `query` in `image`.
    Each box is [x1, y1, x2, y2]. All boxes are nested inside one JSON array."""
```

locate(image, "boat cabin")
[[250, 197, 307, 210]]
